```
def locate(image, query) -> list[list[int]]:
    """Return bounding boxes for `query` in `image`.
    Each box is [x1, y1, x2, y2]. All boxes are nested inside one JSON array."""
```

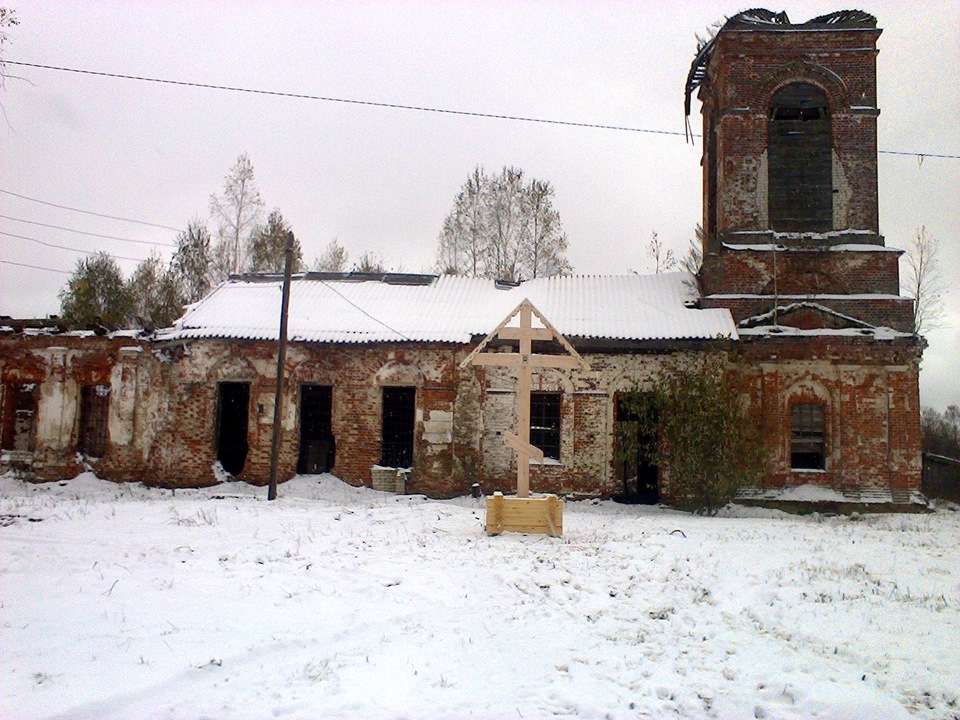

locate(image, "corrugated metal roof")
[[156, 273, 738, 344]]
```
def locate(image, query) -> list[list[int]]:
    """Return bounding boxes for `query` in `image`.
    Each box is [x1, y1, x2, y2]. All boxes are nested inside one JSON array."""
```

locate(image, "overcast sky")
[[1, 1, 957, 410]]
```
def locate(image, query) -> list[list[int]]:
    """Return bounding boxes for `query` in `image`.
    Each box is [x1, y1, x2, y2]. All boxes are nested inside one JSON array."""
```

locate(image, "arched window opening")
[[769, 83, 832, 232]]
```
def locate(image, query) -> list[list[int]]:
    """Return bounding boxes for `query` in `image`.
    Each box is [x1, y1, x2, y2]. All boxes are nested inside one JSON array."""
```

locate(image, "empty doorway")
[[298, 385, 334, 474], [216, 382, 249, 476], [1, 383, 38, 452], [78, 384, 110, 457], [614, 392, 659, 504]]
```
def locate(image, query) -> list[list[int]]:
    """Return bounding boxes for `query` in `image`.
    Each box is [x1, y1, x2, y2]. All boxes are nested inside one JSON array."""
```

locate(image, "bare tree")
[[0, 7, 18, 92], [485, 167, 527, 283], [352, 251, 388, 273], [312, 239, 350, 272], [435, 166, 572, 282], [210, 153, 264, 277], [436, 167, 488, 276], [523, 179, 571, 278], [902, 225, 945, 335], [644, 231, 678, 274]]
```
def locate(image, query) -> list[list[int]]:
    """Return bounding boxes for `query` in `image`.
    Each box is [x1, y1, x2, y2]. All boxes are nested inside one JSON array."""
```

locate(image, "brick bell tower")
[[685, 10, 924, 502], [687, 8, 913, 331]]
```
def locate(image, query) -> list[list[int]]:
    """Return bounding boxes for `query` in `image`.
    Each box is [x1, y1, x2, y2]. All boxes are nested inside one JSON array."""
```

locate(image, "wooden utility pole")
[[268, 231, 296, 501]]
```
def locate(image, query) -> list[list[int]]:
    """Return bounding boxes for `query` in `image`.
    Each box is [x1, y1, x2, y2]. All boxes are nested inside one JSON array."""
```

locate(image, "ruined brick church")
[[0, 10, 924, 507]]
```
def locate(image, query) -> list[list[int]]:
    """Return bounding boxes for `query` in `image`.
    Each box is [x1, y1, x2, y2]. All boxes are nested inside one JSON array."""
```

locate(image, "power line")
[[878, 150, 960, 160], [6, 60, 691, 138], [0, 259, 72, 275], [1, 230, 149, 263], [0, 214, 177, 247], [8, 60, 960, 159], [315, 277, 412, 341], [0, 189, 182, 231]]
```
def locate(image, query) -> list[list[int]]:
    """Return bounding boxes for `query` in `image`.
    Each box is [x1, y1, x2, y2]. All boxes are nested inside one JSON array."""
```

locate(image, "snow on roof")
[[721, 243, 901, 253], [156, 272, 738, 345], [738, 326, 911, 340]]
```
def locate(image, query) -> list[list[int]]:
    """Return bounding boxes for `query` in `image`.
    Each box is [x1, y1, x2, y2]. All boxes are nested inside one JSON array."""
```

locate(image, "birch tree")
[[902, 225, 945, 335], [436, 167, 488, 276], [523, 179, 571, 278], [485, 167, 527, 282], [435, 166, 571, 282], [210, 153, 264, 277]]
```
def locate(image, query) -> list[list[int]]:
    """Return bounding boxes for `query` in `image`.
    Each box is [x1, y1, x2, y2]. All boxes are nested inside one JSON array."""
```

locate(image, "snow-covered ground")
[[2, 473, 958, 720]]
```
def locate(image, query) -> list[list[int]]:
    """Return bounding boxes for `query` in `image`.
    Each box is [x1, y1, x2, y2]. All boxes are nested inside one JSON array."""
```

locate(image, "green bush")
[[619, 354, 765, 515]]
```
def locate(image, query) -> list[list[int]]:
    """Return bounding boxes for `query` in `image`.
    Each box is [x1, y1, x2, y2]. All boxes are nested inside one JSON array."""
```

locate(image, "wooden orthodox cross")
[[461, 299, 588, 498]]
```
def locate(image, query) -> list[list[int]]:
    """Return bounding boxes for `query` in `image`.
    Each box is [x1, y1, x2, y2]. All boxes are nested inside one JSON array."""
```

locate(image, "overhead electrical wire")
[[7, 60, 959, 159], [2, 57, 956, 293], [315, 277, 411, 341], [0, 259, 73, 275], [0, 189, 182, 231], [5, 61, 688, 137], [0, 214, 177, 247], [1, 230, 149, 263]]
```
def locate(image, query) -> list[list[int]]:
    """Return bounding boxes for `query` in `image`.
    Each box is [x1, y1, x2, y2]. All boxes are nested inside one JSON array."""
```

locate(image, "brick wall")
[[700, 25, 882, 236], [0, 329, 924, 503], [734, 335, 923, 496]]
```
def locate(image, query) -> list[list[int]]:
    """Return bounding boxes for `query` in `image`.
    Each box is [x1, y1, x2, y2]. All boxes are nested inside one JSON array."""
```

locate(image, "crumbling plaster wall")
[[0, 335, 149, 481], [475, 351, 703, 498], [145, 339, 472, 495], [1, 332, 923, 502]]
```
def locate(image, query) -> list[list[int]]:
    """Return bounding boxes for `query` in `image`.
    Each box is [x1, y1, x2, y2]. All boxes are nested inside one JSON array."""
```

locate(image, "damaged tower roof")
[[684, 9, 878, 116]]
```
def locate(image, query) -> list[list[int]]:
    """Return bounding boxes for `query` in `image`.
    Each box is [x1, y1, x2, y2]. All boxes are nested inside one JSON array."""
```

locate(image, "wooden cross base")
[[485, 492, 564, 537]]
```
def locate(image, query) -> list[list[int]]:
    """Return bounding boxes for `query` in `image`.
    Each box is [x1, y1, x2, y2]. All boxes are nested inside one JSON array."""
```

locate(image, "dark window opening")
[[298, 385, 335, 474], [216, 382, 249, 476], [78, 384, 110, 457], [769, 83, 832, 232], [381, 386, 415, 468], [614, 393, 659, 504], [530, 392, 561, 462], [2, 383, 38, 452], [791, 402, 826, 470]]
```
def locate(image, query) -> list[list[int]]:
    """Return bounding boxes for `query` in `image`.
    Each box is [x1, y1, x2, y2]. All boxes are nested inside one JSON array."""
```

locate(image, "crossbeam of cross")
[[460, 299, 588, 497]]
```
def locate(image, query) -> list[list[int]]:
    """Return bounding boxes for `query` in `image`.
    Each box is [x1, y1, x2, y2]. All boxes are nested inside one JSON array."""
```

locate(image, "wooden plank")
[[517, 354, 532, 498], [526, 355, 583, 369], [505, 432, 544, 462], [471, 353, 523, 367], [545, 495, 562, 536], [498, 326, 553, 341], [471, 353, 582, 369], [485, 494, 564, 537], [485, 492, 504, 535]]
